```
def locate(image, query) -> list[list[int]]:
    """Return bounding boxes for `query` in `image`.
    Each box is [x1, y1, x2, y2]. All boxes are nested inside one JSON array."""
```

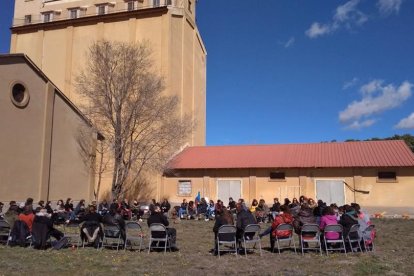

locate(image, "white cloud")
[[395, 112, 414, 129], [343, 77, 359, 90], [377, 0, 403, 16], [360, 79, 384, 95], [305, 22, 333, 38], [284, 37, 295, 48], [345, 119, 376, 130], [305, 0, 367, 39], [339, 80, 413, 125]]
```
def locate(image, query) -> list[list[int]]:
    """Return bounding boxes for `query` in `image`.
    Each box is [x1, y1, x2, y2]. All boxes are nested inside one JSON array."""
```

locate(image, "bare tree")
[[76, 40, 193, 199]]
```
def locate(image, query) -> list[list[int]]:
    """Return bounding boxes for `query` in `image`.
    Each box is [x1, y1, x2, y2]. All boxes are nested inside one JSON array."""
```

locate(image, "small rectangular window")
[[270, 171, 285, 180], [97, 5, 106, 15], [24, 15, 32, 24], [153, 0, 160, 7], [378, 171, 396, 180], [178, 180, 192, 196], [69, 9, 78, 19], [43, 12, 52, 23], [127, 1, 135, 11], [188, 0, 192, 12]]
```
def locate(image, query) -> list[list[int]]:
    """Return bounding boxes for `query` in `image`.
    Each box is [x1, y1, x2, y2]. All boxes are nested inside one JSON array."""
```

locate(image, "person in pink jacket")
[[319, 206, 339, 240]]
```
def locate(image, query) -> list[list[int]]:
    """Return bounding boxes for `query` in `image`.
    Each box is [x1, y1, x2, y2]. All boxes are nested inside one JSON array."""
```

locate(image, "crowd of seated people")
[[0, 195, 375, 254]]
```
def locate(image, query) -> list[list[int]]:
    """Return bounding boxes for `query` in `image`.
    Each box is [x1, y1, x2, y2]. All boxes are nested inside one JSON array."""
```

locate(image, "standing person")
[[147, 205, 178, 251], [212, 208, 234, 255], [236, 203, 256, 242]]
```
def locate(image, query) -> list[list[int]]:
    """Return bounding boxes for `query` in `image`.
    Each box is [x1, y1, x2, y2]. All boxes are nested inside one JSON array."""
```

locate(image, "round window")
[[10, 82, 30, 108]]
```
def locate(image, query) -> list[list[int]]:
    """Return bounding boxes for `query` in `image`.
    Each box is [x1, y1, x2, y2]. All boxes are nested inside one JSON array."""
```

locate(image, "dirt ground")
[[0, 218, 413, 275]]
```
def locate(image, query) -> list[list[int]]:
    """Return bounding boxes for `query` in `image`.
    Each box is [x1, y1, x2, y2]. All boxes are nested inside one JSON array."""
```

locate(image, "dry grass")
[[0, 218, 413, 275]]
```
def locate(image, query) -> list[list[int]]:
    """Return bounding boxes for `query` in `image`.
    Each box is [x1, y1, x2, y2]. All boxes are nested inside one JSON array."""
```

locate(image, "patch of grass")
[[0, 218, 414, 275]]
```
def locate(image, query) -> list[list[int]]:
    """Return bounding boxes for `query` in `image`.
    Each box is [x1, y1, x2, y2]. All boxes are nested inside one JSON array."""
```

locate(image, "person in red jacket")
[[259, 205, 294, 251], [18, 206, 35, 232]]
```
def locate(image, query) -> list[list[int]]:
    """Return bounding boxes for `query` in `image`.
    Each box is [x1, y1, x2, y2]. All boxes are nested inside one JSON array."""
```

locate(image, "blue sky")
[[1, 0, 413, 145]]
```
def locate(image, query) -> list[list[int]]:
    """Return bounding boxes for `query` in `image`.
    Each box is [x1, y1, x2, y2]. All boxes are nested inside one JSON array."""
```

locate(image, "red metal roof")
[[168, 140, 414, 169]]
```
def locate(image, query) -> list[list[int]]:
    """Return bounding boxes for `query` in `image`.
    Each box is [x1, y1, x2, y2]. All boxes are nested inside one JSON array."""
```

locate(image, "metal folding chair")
[[362, 224, 375, 252], [217, 225, 237, 258], [241, 224, 262, 257], [124, 221, 144, 251], [0, 220, 12, 246], [64, 222, 82, 248], [148, 223, 171, 254], [101, 224, 122, 251], [300, 224, 322, 255], [324, 224, 347, 255], [346, 224, 362, 253], [273, 223, 297, 254]]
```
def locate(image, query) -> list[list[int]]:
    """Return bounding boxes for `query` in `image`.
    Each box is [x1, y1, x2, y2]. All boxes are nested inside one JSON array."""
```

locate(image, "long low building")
[[163, 140, 414, 215]]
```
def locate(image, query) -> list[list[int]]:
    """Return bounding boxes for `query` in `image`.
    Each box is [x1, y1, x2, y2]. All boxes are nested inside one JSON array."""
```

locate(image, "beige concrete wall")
[[0, 62, 47, 202], [0, 57, 97, 202], [162, 167, 414, 213], [48, 93, 95, 201]]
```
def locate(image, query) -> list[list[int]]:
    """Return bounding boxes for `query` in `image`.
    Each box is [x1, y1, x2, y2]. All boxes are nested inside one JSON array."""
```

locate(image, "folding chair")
[[217, 225, 237, 258], [101, 224, 122, 251], [124, 221, 144, 251], [240, 224, 262, 257], [300, 224, 322, 255], [346, 224, 362, 253], [148, 223, 171, 254], [64, 222, 82, 248], [362, 224, 375, 252], [0, 220, 12, 246], [324, 224, 347, 255], [273, 223, 297, 254]]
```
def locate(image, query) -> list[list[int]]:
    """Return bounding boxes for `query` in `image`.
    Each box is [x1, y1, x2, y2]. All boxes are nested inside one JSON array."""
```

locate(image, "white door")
[[217, 179, 241, 206], [315, 180, 345, 206]]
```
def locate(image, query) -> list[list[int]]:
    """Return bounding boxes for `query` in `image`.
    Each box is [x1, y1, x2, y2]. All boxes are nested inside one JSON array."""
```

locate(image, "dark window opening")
[[12, 83, 26, 103], [270, 172, 285, 180], [25, 15, 32, 24], [378, 171, 396, 180]]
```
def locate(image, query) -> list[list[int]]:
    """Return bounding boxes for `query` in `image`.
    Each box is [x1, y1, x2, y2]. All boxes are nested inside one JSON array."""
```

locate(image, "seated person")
[[102, 205, 126, 242], [319, 206, 339, 240], [80, 205, 102, 247], [227, 197, 237, 213], [339, 205, 359, 239], [178, 199, 188, 219], [98, 199, 109, 216], [147, 205, 178, 251], [121, 198, 132, 220], [259, 205, 294, 250], [236, 203, 256, 242], [255, 199, 269, 223], [293, 203, 316, 235], [18, 206, 35, 233], [187, 201, 196, 219], [32, 208, 64, 249], [249, 199, 259, 214], [196, 198, 208, 220], [212, 208, 234, 255], [160, 198, 171, 217], [4, 201, 19, 229], [270, 198, 281, 221], [206, 200, 215, 220]]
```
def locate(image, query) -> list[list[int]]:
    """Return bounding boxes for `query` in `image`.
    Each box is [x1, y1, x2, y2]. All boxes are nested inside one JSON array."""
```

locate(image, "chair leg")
[[148, 239, 151, 254]]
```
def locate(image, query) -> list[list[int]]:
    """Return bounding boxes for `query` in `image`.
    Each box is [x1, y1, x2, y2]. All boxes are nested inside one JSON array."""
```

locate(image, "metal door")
[[217, 179, 241, 206], [315, 180, 345, 206]]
